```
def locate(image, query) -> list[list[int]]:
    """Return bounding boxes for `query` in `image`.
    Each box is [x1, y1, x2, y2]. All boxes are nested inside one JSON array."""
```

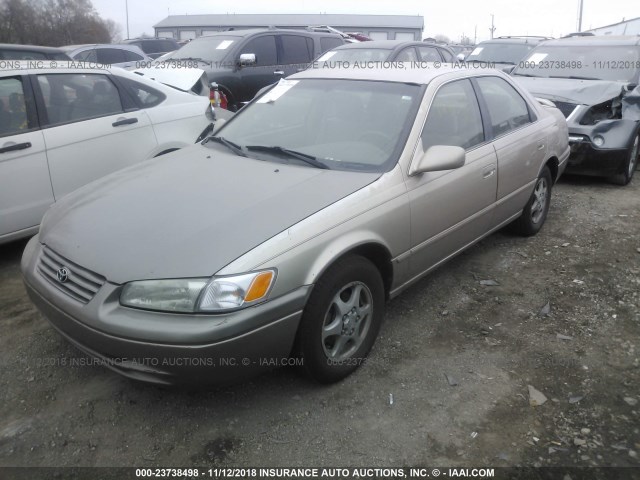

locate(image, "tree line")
[[0, 0, 120, 46]]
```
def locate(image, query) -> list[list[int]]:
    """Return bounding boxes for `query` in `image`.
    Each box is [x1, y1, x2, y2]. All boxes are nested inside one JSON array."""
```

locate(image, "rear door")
[[473, 76, 546, 224], [277, 34, 315, 77], [33, 71, 157, 200], [0, 74, 53, 239]]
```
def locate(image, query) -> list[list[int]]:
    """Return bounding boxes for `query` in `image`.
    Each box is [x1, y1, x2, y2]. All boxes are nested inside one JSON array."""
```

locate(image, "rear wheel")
[[296, 255, 385, 383], [610, 134, 639, 186], [511, 166, 552, 237]]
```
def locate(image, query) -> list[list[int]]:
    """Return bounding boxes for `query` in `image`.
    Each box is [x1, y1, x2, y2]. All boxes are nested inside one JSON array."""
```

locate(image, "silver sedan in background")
[[21, 66, 569, 386]]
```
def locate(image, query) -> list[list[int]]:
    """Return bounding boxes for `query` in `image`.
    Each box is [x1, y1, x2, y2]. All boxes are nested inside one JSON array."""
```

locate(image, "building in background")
[[154, 14, 424, 42], [585, 16, 640, 35]]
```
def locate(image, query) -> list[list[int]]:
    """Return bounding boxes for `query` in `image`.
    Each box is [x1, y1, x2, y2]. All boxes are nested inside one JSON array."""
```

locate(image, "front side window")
[[422, 79, 484, 151], [396, 47, 418, 62], [214, 79, 422, 172], [240, 36, 277, 66], [0, 77, 29, 137], [439, 48, 454, 62], [37, 74, 123, 125], [476, 76, 531, 137], [123, 50, 144, 62]]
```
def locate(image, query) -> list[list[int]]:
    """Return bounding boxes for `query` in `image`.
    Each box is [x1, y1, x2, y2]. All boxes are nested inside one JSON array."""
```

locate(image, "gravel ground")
[[0, 174, 638, 470]]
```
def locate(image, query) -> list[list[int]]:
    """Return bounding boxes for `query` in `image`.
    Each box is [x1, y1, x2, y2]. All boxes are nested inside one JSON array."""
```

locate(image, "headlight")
[[120, 270, 276, 313]]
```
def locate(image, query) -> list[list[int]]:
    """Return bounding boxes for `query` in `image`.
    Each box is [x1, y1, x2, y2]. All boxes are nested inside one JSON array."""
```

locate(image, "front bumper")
[[565, 118, 638, 177], [566, 137, 628, 177], [21, 237, 310, 385]]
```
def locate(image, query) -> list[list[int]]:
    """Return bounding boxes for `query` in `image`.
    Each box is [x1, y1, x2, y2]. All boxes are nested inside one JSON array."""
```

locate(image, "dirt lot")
[[0, 175, 638, 471]]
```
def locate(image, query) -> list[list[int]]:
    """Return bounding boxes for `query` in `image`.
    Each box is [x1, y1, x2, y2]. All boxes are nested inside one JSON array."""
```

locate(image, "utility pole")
[[125, 0, 130, 39], [474, 25, 477, 44], [489, 14, 496, 39], [577, 0, 584, 32]]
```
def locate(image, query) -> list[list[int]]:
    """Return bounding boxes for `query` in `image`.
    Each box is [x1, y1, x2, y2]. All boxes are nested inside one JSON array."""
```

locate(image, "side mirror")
[[456, 53, 466, 62], [409, 146, 465, 175], [239, 53, 256, 67]]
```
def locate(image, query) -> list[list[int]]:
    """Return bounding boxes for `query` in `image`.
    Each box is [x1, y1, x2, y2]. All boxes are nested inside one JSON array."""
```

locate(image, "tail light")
[[209, 84, 228, 110]]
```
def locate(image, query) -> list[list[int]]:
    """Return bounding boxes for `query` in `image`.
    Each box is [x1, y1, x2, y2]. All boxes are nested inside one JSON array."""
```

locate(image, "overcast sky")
[[91, 0, 639, 42]]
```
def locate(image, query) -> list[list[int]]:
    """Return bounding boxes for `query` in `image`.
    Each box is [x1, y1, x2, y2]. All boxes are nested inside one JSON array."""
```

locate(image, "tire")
[[296, 255, 385, 383], [511, 166, 553, 237], [609, 134, 639, 186]]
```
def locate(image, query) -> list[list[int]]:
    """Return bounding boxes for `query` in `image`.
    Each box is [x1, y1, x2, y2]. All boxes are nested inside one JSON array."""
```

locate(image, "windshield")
[[164, 35, 241, 63], [212, 78, 422, 172], [466, 43, 535, 64], [512, 45, 640, 82], [317, 48, 392, 63]]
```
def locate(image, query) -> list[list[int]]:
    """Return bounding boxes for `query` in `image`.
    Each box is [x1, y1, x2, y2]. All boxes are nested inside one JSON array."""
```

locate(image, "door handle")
[[274, 70, 285, 75], [537, 144, 545, 151], [0, 142, 32, 154], [112, 117, 138, 127], [482, 165, 496, 179]]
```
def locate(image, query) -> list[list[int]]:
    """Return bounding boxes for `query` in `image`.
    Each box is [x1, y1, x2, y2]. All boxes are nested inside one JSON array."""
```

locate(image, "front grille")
[[552, 101, 578, 118], [37, 246, 105, 304]]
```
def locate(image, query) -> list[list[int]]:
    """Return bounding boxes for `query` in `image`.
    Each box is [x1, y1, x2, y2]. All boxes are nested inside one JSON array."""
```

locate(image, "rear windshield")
[[466, 43, 535, 64], [164, 35, 242, 62], [512, 45, 640, 82], [139, 40, 178, 54]]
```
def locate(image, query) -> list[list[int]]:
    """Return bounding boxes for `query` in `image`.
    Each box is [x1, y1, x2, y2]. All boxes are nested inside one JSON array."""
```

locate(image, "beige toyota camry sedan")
[[22, 65, 569, 386]]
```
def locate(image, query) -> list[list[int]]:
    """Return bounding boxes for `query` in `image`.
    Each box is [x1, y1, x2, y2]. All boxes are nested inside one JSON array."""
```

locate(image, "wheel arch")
[[543, 156, 559, 184], [308, 240, 394, 301]]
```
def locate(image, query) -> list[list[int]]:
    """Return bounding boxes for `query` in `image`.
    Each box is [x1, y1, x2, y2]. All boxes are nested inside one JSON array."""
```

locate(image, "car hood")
[[132, 67, 205, 92], [40, 145, 380, 284], [513, 76, 628, 106]]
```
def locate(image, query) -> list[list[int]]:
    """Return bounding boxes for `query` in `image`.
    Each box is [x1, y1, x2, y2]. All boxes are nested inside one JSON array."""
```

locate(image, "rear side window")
[[0, 50, 46, 60], [320, 37, 343, 53], [439, 48, 454, 62], [37, 73, 124, 126], [0, 77, 30, 137], [279, 35, 314, 64], [418, 47, 441, 62], [240, 35, 277, 66], [120, 78, 165, 108], [123, 50, 144, 61], [73, 49, 97, 62], [96, 48, 126, 64], [422, 79, 485, 151], [476, 76, 532, 137]]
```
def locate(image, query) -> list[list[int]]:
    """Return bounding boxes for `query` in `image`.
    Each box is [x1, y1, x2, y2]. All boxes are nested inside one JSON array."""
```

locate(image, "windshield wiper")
[[512, 73, 544, 78], [205, 136, 247, 157], [548, 75, 600, 81], [166, 57, 212, 65], [245, 145, 329, 169]]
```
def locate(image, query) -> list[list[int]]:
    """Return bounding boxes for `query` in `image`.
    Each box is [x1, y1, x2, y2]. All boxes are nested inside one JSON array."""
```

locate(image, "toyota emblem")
[[56, 267, 69, 283]]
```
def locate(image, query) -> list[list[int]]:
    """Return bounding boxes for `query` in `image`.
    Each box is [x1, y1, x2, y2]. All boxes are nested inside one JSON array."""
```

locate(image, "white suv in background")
[[0, 62, 213, 244]]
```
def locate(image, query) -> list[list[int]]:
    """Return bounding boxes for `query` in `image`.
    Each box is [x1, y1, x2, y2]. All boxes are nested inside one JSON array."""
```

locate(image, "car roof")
[[292, 63, 504, 85], [195, 28, 343, 39], [333, 40, 436, 51], [542, 35, 640, 47], [478, 36, 550, 45], [0, 43, 66, 53]]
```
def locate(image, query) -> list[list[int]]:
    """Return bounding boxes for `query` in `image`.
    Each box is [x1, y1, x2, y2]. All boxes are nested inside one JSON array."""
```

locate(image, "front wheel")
[[609, 134, 639, 186], [296, 255, 385, 383], [510, 166, 553, 237]]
